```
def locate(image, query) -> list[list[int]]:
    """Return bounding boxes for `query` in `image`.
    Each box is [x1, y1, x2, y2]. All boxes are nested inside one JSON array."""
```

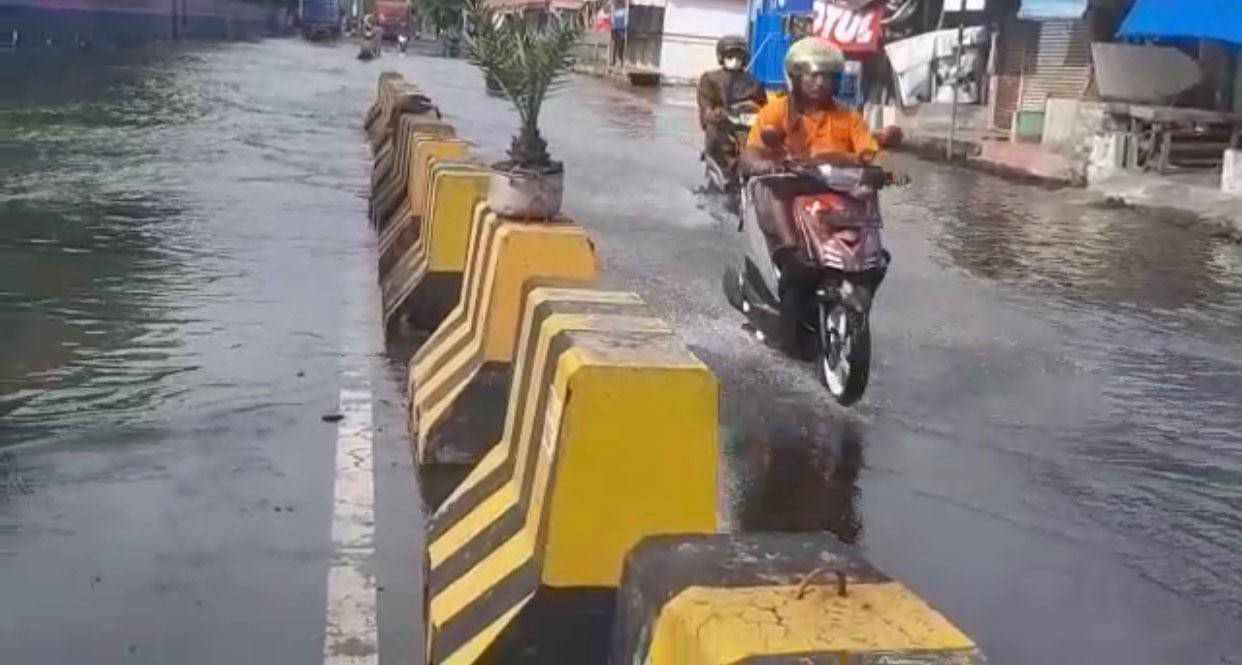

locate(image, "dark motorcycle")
[[702, 100, 761, 210], [723, 126, 903, 405]]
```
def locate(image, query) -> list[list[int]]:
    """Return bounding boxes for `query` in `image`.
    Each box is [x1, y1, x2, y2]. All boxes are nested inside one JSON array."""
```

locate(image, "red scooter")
[[723, 125, 903, 405]]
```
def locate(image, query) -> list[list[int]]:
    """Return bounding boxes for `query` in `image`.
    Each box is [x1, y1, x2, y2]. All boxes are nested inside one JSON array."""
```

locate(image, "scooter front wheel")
[[722, 266, 745, 312], [817, 300, 871, 405]]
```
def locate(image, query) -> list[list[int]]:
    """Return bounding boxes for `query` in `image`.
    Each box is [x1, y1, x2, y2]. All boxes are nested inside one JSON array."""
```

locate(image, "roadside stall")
[[1109, 0, 1242, 172]]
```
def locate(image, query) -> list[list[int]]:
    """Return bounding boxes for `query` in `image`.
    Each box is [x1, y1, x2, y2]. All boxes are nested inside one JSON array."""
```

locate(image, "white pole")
[[947, 11, 965, 160]]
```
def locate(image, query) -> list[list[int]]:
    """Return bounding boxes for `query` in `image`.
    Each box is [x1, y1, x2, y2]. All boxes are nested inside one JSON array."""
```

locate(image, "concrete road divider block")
[[418, 282, 651, 508], [372, 120, 459, 231], [365, 71, 406, 146], [379, 155, 482, 279], [381, 159, 488, 337], [424, 290, 719, 663], [612, 533, 984, 664], [369, 90, 433, 196], [367, 78, 421, 151], [408, 208, 598, 466], [369, 91, 439, 197], [396, 134, 471, 234]]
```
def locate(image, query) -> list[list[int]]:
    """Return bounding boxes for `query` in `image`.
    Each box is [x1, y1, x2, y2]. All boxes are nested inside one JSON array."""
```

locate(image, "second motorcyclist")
[[697, 35, 768, 171]]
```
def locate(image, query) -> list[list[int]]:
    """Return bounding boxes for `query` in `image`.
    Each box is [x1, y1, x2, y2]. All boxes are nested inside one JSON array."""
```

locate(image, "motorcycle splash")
[[721, 125, 904, 406]]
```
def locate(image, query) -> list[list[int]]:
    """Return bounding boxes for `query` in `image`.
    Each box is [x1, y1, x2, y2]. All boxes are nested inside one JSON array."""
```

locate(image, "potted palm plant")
[[462, 0, 585, 218]]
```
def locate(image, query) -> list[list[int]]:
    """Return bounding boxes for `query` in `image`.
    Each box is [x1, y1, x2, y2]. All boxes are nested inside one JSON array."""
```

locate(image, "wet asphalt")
[[3, 38, 1242, 665]]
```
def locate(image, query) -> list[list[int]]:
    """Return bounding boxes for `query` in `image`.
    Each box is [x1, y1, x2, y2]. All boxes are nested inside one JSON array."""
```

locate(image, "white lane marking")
[[324, 265, 380, 664]]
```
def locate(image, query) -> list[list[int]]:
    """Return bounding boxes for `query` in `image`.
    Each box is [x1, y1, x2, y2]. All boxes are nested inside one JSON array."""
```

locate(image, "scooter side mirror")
[[759, 125, 785, 149]]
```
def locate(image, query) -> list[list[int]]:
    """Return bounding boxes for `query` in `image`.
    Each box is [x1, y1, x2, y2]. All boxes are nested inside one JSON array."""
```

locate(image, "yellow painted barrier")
[[424, 285, 720, 663], [365, 71, 406, 147], [377, 134, 470, 273], [369, 83, 425, 197], [367, 76, 426, 152], [372, 119, 458, 232], [368, 79, 420, 156], [381, 157, 489, 337], [611, 533, 985, 664], [378, 153, 481, 275], [369, 90, 439, 206], [408, 207, 598, 467]]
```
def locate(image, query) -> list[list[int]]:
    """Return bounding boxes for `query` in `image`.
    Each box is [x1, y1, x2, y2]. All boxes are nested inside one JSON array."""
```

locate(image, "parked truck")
[[371, 0, 411, 41], [300, 0, 342, 40]]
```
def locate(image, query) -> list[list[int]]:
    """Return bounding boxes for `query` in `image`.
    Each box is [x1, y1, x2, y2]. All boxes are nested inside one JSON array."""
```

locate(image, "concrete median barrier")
[[408, 208, 598, 468], [364, 71, 406, 146], [372, 120, 459, 232], [381, 158, 489, 337], [423, 285, 720, 663], [380, 133, 470, 237], [378, 154, 481, 279], [611, 533, 984, 664], [367, 77, 422, 152], [369, 92, 432, 201]]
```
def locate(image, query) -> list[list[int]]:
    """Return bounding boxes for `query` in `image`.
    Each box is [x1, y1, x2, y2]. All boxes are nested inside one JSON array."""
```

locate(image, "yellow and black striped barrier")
[[372, 114, 456, 232], [611, 533, 985, 664], [368, 83, 428, 215], [367, 75, 421, 153], [381, 156, 489, 337], [407, 206, 598, 470], [376, 132, 469, 276], [424, 284, 720, 662], [364, 71, 405, 147]]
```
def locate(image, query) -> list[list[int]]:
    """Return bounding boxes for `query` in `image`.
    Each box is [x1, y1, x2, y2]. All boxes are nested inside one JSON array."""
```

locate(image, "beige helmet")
[[783, 37, 846, 92]]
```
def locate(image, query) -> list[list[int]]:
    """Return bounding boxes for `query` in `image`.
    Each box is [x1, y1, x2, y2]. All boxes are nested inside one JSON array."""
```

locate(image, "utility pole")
[[946, 9, 965, 160], [943, 0, 984, 160]]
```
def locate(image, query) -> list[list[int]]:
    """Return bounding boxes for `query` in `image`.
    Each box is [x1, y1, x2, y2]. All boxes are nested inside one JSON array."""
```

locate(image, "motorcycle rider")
[[739, 37, 888, 348], [697, 35, 768, 170]]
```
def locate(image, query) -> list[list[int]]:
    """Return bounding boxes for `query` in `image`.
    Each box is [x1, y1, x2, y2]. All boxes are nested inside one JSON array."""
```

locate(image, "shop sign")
[[812, 0, 882, 53]]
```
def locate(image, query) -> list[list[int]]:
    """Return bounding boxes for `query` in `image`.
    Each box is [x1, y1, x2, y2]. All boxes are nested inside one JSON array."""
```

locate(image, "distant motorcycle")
[[703, 100, 761, 211], [722, 125, 904, 405]]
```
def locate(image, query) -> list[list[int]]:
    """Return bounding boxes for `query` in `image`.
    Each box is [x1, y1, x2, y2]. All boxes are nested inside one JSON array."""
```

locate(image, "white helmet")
[[783, 37, 846, 92]]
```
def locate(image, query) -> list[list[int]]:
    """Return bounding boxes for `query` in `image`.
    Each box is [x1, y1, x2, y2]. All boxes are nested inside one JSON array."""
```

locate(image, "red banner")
[[812, 0, 882, 53]]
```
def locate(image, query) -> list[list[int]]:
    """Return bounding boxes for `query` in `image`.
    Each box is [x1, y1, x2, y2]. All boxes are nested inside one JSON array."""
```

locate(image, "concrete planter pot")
[[486, 167, 564, 219]]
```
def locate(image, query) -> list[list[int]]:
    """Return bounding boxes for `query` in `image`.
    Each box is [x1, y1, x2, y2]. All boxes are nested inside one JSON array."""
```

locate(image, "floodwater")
[[3, 39, 1242, 664]]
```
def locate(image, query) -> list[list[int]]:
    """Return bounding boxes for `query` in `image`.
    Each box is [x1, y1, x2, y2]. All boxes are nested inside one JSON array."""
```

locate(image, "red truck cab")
[[373, 0, 411, 40]]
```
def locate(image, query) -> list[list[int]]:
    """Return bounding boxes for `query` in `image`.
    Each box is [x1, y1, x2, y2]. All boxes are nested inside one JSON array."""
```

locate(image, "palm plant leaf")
[[463, 0, 586, 168]]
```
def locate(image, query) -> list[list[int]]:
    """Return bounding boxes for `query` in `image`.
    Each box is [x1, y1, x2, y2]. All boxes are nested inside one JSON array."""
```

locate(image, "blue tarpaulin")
[[1118, 0, 1242, 46], [1017, 0, 1087, 20]]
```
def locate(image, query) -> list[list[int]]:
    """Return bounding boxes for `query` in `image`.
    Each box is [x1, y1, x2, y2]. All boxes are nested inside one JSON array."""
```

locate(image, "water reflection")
[[921, 167, 1242, 322], [0, 54, 195, 448], [727, 409, 865, 544]]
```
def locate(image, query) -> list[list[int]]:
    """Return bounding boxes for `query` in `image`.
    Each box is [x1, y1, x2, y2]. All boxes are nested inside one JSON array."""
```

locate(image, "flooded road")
[[3, 39, 1242, 664]]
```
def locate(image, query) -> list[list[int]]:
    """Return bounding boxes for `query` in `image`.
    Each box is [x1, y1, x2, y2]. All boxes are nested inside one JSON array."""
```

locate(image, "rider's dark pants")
[[749, 177, 806, 251]]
